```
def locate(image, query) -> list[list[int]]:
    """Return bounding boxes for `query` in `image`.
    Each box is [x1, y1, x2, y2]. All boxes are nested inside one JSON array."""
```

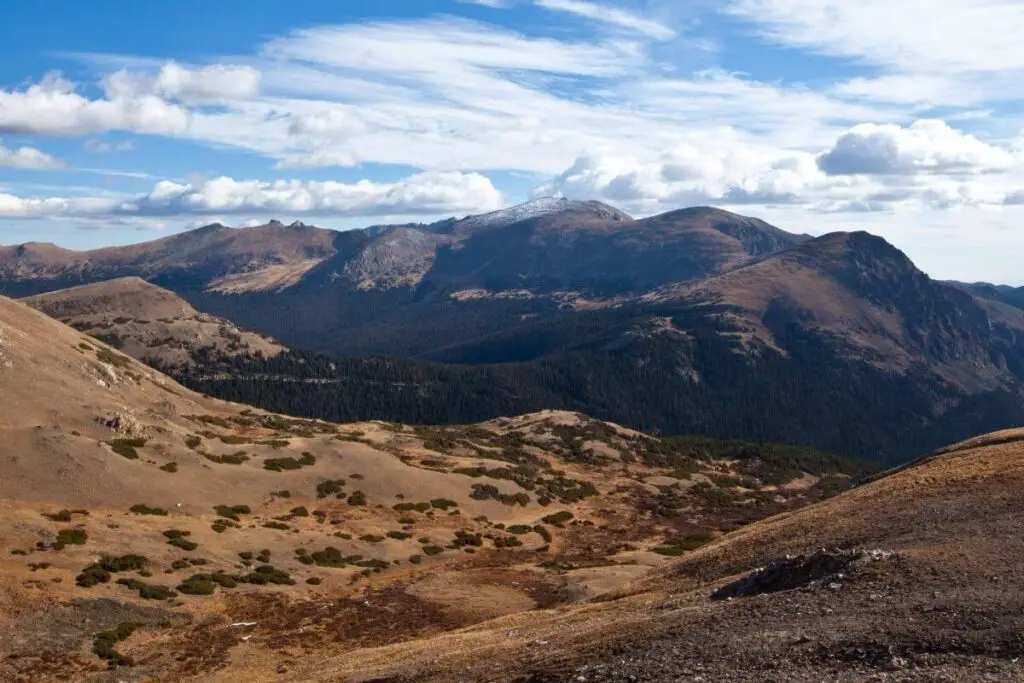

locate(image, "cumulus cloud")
[[0, 142, 64, 169], [0, 171, 503, 220], [534, 140, 852, 213], [0, 73, 189, 136], [288, 108, 367, 139], [817, 120, 1015, 176], [535, 0, 675, 40], [153, 62, 261, 100]]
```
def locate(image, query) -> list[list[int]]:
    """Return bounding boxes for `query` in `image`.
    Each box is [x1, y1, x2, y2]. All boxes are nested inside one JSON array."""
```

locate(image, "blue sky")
[[2, 0, 1024, 282]]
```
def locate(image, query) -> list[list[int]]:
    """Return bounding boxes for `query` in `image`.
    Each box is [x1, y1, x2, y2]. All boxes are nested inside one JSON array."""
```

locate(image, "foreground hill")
[[23, 277, 284, 369], [0, 294, 868, 681], [289, 427, 1024, 682]]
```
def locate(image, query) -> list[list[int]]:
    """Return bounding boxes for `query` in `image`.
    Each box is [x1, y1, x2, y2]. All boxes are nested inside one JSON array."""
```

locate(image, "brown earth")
[[0, 294, 848, 682], [23, 277, 285, 368]]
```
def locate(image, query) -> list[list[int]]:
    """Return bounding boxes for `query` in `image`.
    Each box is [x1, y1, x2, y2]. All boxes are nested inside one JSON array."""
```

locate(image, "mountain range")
[[5, 199, 1024, 463]]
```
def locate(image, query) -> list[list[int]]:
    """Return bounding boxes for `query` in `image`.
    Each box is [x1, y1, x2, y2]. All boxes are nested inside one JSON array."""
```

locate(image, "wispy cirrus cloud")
[[535, 0, 675, 39]]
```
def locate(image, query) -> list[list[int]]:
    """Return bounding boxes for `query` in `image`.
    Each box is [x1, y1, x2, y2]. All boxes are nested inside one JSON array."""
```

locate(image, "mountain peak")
[[443, 197, 631, 235]]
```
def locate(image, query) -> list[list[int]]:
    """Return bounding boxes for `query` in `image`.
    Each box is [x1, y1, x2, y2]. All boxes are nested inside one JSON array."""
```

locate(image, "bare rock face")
[[98, 411, 148, 438], [711, 548, 899, 600]]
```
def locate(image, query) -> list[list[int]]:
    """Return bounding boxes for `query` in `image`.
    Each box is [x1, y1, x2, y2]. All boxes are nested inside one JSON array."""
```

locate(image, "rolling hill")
[[299, 426, 1024, 682], [0, 292, 873, 681], [23, 277, 284, 369]]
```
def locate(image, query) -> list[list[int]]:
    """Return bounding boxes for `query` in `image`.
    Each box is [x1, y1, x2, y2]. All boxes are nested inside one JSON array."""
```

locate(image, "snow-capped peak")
[[453, 197, 575, 232]]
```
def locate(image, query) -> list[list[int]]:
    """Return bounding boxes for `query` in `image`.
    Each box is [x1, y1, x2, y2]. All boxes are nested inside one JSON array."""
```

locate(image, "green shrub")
[[76, 555, 147, 587], [116, 578, 177, 601], [168, 537, 197, 551], [241, 565, 295, 585], [184, 436, 202, 450], [493, 536, 523, 549], [162, 529, 190, 539], [452, 530, 483, 548], [533, 525, 552, 543], [263, 457, 303, 471], [430, 498, 458, 510], [387, 531, 411, 540], [422, 545, 444, 556], [130, 504, 167, 516], [310, 546, 353, 568], [95, 347, 132, 368], [453, 467, 486, 478], [306, 577, 322, 585], [205, 452, 249, 465], [109, 438, 147, 460], [213, 504, 250, 521], [507, 525, 533, 535], [101, 555, 147, 572], [273, 490, 291, 498], [43, 509, 72, 522], [409, 554, 422, 565], [210, 572, 237, 588], [263, 521, 290, 530], [316, 479, 345, 499], [393, 502, 430, 513], [346, 491, 367, 506], [210, 520, 234, 533], [177, 575, 216, 595], [54, 528, 88, 549], [93, 622, 136, 667], [541, 511, 574, 526], [76, 565, 111, 587], [359, 534, 384, 543], [159, 462, 178, 473], [290, 506, 310, 517]]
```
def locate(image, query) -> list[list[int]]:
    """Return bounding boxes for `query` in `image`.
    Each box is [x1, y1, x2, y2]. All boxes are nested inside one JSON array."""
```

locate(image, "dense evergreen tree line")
[[168, 304, 1024, 465]]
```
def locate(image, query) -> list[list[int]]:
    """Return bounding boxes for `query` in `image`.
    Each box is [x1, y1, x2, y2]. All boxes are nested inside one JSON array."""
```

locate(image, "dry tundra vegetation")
[[1, 292, 1023, 682]]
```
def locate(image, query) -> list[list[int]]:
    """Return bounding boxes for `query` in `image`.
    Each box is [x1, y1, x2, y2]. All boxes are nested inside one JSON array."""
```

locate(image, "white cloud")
[[536, 121, 1024, 215], [726, 0, 1024, 75], [534, 143, 850, 214], [83, 138, 136, 154], [0, 142, 64, 169], [818, 120, 1015, 176], [102, 62, 261, 102], [0, 72, 189, 136], [535, 0, 675, 40], [288, 108, 367, 139], [153, 62, 261, 101], [0, 171, 503, 220], [273, 148, 359, 169]]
